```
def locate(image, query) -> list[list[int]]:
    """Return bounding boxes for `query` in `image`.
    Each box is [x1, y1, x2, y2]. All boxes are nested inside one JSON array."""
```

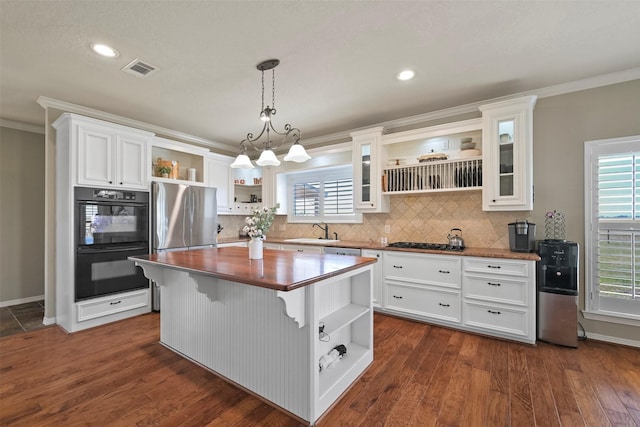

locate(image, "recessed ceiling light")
[[91, 43, 119, 58], [397, 70, 415, 81]]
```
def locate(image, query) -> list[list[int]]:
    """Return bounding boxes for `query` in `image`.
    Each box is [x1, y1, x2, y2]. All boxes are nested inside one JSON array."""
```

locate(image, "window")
[[584, 135, 640, 324], [287, 165, 362, 223]]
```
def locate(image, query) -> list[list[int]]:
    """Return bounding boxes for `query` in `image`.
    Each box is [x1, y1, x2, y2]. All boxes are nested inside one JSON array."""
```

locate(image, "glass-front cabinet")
[[479, 96, 537, 211], [351, 127, 389, 212]]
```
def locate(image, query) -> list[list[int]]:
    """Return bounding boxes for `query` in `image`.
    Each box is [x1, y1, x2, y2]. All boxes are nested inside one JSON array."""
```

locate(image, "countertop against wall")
[[218, 237, 541, 261]]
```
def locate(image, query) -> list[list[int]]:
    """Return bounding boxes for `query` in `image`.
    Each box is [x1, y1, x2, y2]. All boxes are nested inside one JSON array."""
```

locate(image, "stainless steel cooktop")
[[387, 242, 464, 251]]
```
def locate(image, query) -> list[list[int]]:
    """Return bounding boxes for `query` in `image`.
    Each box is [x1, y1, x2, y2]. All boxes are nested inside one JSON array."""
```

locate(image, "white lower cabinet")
[[385, 281, 461, 323], [279, 244, 323, 254], [383, 252, 462, 327], [217, 241, 248, 248], [379, 251, 536, 344], [462, 257, 536, 344], [76, 289, 149, 322], [361, 250, 383, 308]]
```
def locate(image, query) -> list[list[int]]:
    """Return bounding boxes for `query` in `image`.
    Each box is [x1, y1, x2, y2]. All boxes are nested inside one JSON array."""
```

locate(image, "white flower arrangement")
[[243, 204, 279, 240]]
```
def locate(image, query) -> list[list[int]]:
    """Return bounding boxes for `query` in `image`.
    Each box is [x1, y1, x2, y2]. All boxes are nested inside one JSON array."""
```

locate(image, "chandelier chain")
[[272, 68, 276, 110], [261, 69, 265, 112]]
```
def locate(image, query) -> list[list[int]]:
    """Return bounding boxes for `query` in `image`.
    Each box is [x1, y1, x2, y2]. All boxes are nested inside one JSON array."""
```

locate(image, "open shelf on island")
[[318, 342, 371, 399], [320, 304, 369, 336]]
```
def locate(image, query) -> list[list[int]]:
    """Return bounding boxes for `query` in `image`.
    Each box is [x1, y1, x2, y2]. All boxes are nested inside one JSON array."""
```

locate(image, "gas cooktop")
[[387, 242, 465, 251]]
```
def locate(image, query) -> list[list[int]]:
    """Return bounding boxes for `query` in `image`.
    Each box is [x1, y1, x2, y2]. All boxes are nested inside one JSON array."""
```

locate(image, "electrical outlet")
[[384, 224, 391, 234]]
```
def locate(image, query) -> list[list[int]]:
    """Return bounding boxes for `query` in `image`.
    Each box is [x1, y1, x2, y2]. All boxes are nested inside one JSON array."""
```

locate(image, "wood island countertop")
[[131, 246, 377, 292]]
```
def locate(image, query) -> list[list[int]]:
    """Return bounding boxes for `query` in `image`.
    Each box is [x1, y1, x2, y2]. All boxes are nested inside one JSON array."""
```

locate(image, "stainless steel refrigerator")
[[151, 181, 217, 310]]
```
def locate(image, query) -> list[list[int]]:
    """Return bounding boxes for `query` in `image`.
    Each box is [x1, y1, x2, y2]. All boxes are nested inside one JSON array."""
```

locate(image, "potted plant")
[[157, 166, 172, 178]]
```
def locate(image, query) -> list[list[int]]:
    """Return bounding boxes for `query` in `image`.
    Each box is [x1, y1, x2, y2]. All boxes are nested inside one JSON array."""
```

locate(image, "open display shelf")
[[383, 156, 482, 194], [318, 342, 370, 398], [313, 268, 373, 416], [320, 304, 369, 336]]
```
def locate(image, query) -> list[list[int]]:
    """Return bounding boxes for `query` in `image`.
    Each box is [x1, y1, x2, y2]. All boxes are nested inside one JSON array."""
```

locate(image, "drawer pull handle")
[[439, 270, 450, 274], [393, 265, 403, 269], [110, 300, 122, 305], [488, 265, 501, 269], [438, 303, 450, 307], [393, 295, 403, 299], [487, 282, 501, 286], [297, 249, 303, 252], [487, 310, 501, 315]]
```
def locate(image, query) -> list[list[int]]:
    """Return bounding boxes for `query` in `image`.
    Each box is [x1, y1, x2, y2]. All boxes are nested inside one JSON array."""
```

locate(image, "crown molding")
[[36, 96, 231, 152], [296, 67, 640, 147], [0, 119, 45, 134], [32, 67, 640, 151]]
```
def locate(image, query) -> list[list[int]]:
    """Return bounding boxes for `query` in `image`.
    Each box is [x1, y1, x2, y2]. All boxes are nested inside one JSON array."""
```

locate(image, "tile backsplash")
[[218, 191, 521, 249]]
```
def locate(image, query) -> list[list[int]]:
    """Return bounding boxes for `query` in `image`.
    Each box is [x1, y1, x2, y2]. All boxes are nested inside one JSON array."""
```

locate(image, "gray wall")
[[0, 126, 45, 303], [531, 79, 640, 342]]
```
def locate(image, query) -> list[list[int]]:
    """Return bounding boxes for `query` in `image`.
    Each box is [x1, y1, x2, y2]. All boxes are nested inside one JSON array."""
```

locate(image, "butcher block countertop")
[[218, 237, 541, 261], [130, 246, 377, 292]]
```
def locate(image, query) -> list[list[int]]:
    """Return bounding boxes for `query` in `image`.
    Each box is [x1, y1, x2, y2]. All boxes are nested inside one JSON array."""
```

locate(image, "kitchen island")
[[130, 247, 376, 425]]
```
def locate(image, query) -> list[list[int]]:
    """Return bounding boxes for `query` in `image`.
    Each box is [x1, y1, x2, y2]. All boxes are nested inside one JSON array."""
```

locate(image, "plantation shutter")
[[293, 182, 320, 217], [585, 136, 640, 320], [288, 165, 359, 222], [324, 178, 354, 215]]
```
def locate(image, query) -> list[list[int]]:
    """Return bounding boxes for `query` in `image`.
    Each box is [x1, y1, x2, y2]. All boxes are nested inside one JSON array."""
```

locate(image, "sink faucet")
[[313, 222, 329, 239]]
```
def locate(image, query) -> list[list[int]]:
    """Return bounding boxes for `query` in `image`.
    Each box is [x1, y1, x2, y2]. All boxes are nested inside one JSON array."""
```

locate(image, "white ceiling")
[[2, 1, 640, 151]]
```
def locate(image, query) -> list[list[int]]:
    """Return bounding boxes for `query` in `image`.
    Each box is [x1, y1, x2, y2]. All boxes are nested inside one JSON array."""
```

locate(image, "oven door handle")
[[77, 201, 148, 208], [77, 245, 149, 254]]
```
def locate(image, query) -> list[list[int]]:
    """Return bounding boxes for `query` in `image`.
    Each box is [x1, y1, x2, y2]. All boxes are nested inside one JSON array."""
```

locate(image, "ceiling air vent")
[[121, 59, 158, 77]]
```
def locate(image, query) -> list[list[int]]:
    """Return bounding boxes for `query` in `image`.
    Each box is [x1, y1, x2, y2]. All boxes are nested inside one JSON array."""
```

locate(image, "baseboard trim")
[[42, 316, 56, 326], [0, 295, 44, 308], [586, 332, 640, 348]]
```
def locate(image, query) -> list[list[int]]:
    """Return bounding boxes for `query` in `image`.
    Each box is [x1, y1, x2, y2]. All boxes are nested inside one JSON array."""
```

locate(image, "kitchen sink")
[[283, 238, 340, 245]]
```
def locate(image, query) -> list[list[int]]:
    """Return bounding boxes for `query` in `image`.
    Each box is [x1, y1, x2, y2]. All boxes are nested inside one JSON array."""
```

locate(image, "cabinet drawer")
[[463, 275, 528, 306], [463, 257, 529, 277], [384, 253, 460, 288], [385, 282, 461, 323], [463, 301, 528, 337], [280, 244, 323, 254], [77, 289, 148, 322]]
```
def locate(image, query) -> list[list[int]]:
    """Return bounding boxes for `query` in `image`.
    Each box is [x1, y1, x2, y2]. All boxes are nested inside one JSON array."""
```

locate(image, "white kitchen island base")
[[134, 252, 374, 426]]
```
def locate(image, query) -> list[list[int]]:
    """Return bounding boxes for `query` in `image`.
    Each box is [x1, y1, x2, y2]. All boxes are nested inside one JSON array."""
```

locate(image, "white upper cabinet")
[[206, 153, 234, 214], [479, 96, 537, 211], [56, 113, 152, 190], [351, 127, 390, 212]]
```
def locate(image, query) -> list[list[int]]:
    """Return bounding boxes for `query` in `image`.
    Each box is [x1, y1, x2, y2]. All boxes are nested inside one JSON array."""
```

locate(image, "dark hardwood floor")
[[1, 312, 638, 426]]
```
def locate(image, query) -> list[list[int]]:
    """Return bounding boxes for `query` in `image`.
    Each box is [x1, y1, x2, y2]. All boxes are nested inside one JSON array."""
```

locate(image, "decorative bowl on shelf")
[[461, 142, 476, 150]]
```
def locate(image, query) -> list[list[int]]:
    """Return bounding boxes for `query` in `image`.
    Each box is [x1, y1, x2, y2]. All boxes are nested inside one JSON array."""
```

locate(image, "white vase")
[[248, 237, 264, 260]]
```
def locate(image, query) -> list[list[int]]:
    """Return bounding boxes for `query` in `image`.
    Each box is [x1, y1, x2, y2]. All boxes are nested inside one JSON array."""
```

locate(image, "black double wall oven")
[[75, 187, 150, 301]]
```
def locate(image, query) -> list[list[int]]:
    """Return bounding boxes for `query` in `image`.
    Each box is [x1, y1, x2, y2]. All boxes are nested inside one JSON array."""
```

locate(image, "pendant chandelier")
[[230, 59, 311, 169]]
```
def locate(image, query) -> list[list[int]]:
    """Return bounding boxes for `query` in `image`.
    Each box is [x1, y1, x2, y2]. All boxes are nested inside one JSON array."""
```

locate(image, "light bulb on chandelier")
[[230, 59, 310, 169]]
